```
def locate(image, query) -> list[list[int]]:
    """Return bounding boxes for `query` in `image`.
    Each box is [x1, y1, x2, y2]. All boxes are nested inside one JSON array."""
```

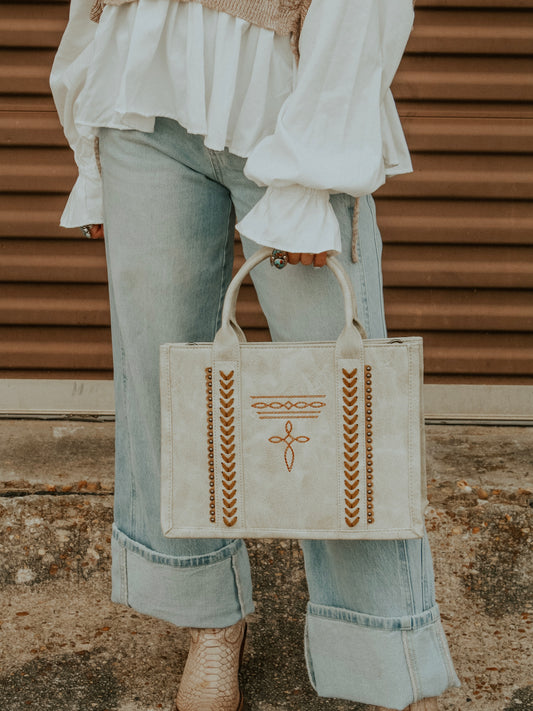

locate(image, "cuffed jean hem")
[[111, 524, 255, 628], [304, 602, 460, 710]]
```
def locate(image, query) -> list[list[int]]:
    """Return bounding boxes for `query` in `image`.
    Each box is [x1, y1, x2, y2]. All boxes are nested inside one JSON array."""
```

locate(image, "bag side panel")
[[162, 345, 214, 533], [364, 341, 424, 534]]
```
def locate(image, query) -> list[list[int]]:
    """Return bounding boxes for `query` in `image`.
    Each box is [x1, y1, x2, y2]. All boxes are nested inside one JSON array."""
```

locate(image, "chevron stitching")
[[219, 370, 237, 527], [342, 368, 360, 528]]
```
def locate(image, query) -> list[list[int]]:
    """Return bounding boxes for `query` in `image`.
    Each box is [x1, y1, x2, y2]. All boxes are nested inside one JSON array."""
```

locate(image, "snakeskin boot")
[[371, 699, 439, 711], [175, 620, 246, 711]]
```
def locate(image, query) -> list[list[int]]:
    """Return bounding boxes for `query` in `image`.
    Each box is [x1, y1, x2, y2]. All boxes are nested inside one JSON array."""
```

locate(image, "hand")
[[86, 224, 105, 239], [90, 224, 105, 239], [287, 252, 327, 268]]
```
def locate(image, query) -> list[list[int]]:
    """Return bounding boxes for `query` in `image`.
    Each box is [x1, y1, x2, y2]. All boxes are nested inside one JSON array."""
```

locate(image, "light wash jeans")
[[98, 117, 460, 710]]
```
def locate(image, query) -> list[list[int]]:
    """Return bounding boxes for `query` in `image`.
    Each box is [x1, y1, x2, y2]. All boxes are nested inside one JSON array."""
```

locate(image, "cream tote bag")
[[160, 247, 427, 540]]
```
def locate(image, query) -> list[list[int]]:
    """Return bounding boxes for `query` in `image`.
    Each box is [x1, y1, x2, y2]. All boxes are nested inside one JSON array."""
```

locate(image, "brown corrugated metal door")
[[0, 1, 111, 378], [1, 0, 532, 383], [383, 0, 533, 384]]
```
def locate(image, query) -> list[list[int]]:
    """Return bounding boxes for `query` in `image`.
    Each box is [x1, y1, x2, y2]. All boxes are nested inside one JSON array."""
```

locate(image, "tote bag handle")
[[214, 247, 367, 361]]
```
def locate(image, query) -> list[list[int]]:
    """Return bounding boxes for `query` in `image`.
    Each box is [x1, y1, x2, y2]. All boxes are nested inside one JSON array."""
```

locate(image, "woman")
[[50, 1, 460, 709]]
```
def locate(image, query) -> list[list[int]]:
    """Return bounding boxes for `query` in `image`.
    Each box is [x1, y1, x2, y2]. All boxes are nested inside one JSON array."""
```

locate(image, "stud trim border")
[[365, 365, 374, 525], [205, 368, 216, 524]]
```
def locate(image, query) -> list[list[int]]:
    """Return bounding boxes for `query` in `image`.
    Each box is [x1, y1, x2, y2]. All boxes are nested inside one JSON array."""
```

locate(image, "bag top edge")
[[160, 337, 424, 349]]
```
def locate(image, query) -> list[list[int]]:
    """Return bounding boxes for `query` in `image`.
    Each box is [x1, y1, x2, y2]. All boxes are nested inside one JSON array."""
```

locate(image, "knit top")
[[50, 0, 414, 256], [92, 0, 312, 48]]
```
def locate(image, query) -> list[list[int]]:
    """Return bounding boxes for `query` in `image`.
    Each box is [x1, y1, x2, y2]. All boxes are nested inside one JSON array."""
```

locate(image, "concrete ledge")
[[1, 421, 532, 710], [2, 380, 533, 424], [0, 420, 114, 494]]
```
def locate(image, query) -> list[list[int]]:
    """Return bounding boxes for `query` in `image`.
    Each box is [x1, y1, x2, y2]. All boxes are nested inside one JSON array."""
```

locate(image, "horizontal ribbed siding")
[[0, 0, 532, 383]]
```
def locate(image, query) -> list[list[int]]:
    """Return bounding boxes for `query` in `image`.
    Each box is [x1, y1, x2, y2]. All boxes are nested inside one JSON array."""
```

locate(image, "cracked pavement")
[[0, 420, 531, 710]]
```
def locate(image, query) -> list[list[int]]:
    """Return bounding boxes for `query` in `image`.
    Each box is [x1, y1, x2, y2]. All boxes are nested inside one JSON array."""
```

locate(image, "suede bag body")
[[160, 248, 427, 539]]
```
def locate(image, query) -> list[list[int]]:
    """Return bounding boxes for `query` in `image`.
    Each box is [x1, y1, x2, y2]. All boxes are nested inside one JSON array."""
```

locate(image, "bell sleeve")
[[236, 0, 414, 254], [50, 0, 103, 228]]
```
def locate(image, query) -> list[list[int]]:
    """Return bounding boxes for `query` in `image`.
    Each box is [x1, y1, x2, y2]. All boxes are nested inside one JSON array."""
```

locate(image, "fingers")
[[313, 251, 328, 268], [91, 224, 105, 240], [286, 252, 328, 267], [287, 252, 301, 265]]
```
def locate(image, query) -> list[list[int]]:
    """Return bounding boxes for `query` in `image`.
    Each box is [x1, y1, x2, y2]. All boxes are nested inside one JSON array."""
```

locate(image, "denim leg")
[[301, 537, 459, 709], [99, 118, 254, 628], [238, 193, 387, 343], [223, 155, 459, 707]]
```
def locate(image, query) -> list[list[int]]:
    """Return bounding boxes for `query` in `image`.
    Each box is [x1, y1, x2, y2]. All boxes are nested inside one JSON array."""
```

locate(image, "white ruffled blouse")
[[50, 0, 414, 254]]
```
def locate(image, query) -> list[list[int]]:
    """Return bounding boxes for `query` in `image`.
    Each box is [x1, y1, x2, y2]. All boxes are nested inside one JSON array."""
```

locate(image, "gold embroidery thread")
[[342, 368, 360, 528], [252, 400, 325, 411], [251, 395, 326, 420], [219, 370, 237, 527], [268, 420, 310, 473]]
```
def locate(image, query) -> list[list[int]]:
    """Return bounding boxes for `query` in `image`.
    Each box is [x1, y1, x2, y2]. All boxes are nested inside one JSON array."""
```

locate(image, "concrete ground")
[[0, 420, 531, 711]]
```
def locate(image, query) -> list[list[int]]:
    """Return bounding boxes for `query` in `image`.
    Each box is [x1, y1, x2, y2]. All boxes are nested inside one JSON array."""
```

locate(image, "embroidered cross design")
[[268, 420, 310, 473]]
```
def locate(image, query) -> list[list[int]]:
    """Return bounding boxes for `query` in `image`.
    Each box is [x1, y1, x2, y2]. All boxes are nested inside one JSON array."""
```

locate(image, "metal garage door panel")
[[0, 326, 113, 372], [394, 55, 533, 104], [0, 3, 68, 48], [0, 284, 111, 326], [0, 49, 55, 95], [0, 0, 531, 385], [381, 154, 533, 200], [0, 238, 107, 282], [410, 8, 533, 54], [0, 196, 78, 238], [383, 245, 533, 289], [376, 199, 533, 245], [385, 289, 533, 332], [0, 148, 74, 193], [0, 111, 68, 146]]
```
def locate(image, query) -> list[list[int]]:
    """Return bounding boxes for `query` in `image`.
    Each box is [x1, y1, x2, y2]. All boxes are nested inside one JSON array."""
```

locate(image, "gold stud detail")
[[364, 365, 374, 525], [205, 367, 216, 524]]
